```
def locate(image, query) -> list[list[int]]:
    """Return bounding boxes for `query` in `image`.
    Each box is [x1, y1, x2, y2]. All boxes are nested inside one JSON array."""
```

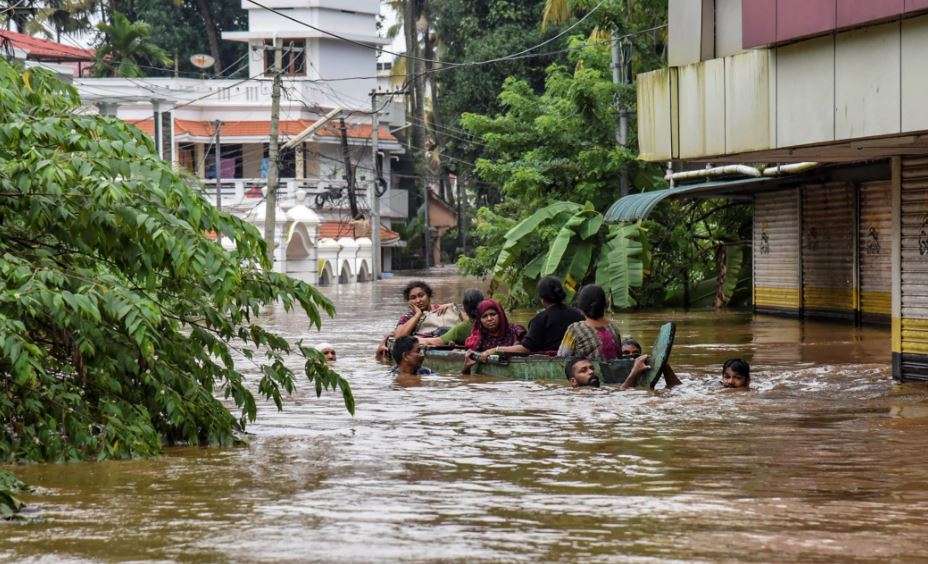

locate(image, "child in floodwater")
[[721, 358, 750, 389]]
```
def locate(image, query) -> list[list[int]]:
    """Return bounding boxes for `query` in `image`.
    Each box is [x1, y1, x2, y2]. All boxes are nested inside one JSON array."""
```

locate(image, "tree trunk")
[[714, 244, 728, 309], [422, 18, 455, 207], [195, 0, 223, 74]]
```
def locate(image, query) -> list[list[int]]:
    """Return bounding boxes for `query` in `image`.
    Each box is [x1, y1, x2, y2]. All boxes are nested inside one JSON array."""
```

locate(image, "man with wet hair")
[[419, 288, 484, 347], [565, 357, 600, 388], [721, 358, 750, 389], [619, 337, 681, 389], [317, 343, 336, 364], [391, 336, 428, 377], [621, 338, 642, 357]]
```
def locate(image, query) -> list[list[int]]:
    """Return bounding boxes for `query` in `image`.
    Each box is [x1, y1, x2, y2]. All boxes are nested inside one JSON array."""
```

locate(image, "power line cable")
[[244, 0, 605, 67]]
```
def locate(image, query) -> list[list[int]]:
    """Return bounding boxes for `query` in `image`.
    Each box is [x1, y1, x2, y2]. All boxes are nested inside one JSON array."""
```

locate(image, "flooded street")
[[4, 273, 928, 562]]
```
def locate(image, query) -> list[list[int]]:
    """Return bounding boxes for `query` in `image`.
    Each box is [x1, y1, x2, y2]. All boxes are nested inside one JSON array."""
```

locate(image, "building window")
[[206, 144, 244, 179], [265, 38, 306, 76], [262, 145, 297, 178]]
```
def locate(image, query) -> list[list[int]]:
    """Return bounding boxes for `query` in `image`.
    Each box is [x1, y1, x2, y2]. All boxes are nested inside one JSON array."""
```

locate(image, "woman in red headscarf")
[[465, 299, 526, 360]]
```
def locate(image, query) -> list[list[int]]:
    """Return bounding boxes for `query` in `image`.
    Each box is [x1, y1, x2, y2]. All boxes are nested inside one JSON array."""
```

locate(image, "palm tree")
[[91, 11, 171, 77]]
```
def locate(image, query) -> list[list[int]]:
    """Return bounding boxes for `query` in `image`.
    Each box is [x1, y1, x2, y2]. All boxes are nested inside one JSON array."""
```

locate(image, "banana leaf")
[[595, 224, 643, 309], [494, 201, 582, 273], [542, 209, 592, 276]]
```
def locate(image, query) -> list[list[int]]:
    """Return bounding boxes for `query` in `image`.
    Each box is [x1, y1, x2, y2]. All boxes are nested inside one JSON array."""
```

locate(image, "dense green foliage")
[[0, 61, 351, 474], [490, 202, 643, 308], [458, 1, 752, 309], [92, 11, 171, 77], [0, 469, 29, 519], [112, 0, 248, 76]]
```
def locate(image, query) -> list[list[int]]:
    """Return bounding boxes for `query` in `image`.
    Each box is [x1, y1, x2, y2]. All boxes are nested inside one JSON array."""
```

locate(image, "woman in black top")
[[491, 276, 583, 357]]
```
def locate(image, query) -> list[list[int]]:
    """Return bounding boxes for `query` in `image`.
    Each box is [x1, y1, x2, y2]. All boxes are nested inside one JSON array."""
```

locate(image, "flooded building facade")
[[632, 1, 928, 380]]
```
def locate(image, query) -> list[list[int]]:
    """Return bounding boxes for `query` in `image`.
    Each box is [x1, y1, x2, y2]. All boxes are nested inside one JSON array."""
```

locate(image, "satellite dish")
[[190, 54, 216, 69]]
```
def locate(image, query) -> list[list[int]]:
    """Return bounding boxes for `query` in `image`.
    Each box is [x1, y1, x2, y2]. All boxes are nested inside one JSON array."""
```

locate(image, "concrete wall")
[[667, 0, 714, 66], [638, 15, 928, 161], [715, 0, 744, 57]]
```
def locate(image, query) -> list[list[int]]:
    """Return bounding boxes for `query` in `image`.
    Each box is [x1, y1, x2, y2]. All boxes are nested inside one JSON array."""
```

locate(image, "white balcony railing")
[[197, 178, 408, 219]]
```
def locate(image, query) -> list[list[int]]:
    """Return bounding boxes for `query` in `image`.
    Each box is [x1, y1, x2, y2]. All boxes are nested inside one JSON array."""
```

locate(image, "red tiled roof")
[[128, 118, 395, 142], [0, 30, 94, 62], [320, 220, 400, 243]]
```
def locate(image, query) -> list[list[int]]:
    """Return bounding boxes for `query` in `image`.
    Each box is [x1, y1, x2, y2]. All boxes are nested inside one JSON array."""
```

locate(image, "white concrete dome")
[[318, 237, 341, 249], [285, 204, 321, 224], [356, 237, 372, 247], [337, 237, 360, 248], [249, 202, 286, 223]]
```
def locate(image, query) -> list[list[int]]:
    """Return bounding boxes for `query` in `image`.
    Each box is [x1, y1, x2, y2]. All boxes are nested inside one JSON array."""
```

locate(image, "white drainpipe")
[[762, 162, 819, 176]]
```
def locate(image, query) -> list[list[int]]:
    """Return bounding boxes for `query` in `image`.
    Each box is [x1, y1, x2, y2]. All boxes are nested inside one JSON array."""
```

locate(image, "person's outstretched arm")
[[662, 363, 682, 389], [621, 355, 651, 390]]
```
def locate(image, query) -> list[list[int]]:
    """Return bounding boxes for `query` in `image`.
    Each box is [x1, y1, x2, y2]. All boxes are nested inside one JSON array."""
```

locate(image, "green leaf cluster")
[[490, 202, 643, 309], [460, 40, 636, 211], [0, 61, 353, 481], [0, 469, 29, 519]]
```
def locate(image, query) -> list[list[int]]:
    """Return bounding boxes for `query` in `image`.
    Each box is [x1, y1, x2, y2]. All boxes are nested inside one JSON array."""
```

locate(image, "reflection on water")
[[4, 273, 928, 562]]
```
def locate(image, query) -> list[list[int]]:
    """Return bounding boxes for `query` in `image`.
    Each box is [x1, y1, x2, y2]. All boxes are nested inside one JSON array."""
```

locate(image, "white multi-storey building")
[[73, 0, 407, 284]]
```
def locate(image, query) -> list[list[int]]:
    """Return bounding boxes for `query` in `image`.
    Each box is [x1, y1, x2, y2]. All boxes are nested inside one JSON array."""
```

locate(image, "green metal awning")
[[605, 177, 776, 223]]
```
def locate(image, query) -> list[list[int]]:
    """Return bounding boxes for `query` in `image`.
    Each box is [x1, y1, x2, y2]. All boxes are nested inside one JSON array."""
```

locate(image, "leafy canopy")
[[460, 39, 631, 212], [92, 11, 172, 77], [489, 202, 643, 308], [0, 60, 352, 472]]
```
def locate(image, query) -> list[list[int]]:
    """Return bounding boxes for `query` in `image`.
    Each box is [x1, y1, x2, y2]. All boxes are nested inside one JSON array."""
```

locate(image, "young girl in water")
[[465, 299, 526, 361]]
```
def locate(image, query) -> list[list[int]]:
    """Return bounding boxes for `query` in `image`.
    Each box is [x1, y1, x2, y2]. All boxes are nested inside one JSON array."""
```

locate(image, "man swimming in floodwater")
[[564, 355, 651, 389], [317, 342, 336, 364], [391, 335, 431, 379], [621, 338, 682, 389], [721, 358, 750, 389]]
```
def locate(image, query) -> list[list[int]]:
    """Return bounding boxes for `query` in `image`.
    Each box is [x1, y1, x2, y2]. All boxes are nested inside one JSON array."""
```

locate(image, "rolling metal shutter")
[[802, 182, 855, 319], [753, 189, 801, 314], [899, 157, 928, 379], [858, 181, 891, 322]]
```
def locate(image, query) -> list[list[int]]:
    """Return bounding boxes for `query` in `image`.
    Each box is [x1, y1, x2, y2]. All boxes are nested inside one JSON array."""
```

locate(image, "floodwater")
[[4, 273, 928, 562]]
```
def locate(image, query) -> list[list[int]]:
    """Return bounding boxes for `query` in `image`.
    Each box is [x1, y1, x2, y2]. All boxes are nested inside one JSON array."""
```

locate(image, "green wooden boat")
[[421, 322, 676, 389]]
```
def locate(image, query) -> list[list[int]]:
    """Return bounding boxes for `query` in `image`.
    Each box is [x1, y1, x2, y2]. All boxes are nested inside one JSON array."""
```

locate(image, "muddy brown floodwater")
[[4, 272, 928, 562]]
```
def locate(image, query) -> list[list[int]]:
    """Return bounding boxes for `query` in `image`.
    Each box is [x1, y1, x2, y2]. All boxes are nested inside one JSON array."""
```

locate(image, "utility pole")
[[611, 27, 631, 197], [263, 37, 282, 264], [213, 119, 222, 210], [338, 118, 360, 219], [370, 90, 382, 280]]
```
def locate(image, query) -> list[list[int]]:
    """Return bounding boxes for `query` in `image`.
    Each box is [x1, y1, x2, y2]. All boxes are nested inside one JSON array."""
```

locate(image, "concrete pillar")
[[295, 143, 305, 179], [892, 157, 903, 379], [195, 143, 206, 178], [272, 222, 287, 273]]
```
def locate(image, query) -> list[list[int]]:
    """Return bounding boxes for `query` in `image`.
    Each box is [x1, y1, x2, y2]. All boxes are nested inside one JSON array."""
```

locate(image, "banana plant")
[[492, 201, 644, 308]]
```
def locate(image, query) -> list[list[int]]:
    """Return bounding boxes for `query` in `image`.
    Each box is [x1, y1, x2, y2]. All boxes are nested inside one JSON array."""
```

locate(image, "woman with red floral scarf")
[[465, 299, 526, 362]]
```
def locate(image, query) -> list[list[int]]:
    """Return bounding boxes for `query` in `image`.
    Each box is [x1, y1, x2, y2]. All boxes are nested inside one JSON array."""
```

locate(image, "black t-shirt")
[[520, 303, 584, 353]]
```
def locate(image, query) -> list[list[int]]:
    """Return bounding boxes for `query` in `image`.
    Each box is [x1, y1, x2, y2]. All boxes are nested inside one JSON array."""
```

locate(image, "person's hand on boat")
[[478, 347, 500, 362], [633, 354, 651, 373]]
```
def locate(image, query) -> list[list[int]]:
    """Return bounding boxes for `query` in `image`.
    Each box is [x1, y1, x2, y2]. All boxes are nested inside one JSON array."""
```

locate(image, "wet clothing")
[[520, 303, 584, 354], [440, 320, 474, 345], [557, 321, 622, 361], [465, 299, 526, 352]]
